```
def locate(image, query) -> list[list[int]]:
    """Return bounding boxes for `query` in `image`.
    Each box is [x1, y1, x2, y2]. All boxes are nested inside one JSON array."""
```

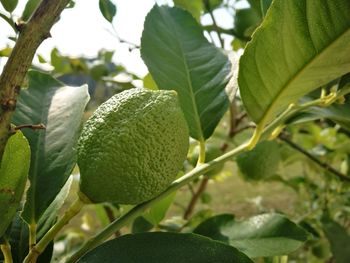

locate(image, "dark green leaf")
[[21, 0, 40, 21], [12, 70, 89, 224], [0, 131, 30, 238], [77, 232, 253, 263], [0, 0, 18, 13], [99, 0, 117, 23], [141, 5, 232, 140], [4, 212, 54, 263], [131, 217, 153, 234], [247, 0, 272, 17], [234, 8, 261, 38], [239, 0, 350, 129], [322, 217, 350, 263], [194, 213, 308, 258]]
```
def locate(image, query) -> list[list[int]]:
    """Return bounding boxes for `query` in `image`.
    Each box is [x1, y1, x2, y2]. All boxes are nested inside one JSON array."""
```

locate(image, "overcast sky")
[[0, 0, 243, 76]]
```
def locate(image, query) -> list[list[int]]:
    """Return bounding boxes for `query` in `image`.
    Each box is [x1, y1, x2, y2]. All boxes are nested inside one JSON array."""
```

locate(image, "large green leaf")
[[141, 5, 232, 140], [12, 70, 89, 224], [194, 213, 308, 258], [322, 217, 350, 263], [0, 131, 30, 238], [77, 232, 253, 263], [239, 0, 350, 129]]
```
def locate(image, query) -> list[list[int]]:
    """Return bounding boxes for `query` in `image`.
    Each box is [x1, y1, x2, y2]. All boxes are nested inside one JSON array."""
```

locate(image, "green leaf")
[[131, 216, 153, 234], [77, 232, 253, 263], [194, 213, 308, 258], [143, 192, 176, 225], [234, 8, 261, 38], [322, 217, 350, 263], [99, 0, 117, 23], [236, 140, 281, 181], [21, 0, 40, 21], [0, 131, 30, 238], [173, 0, 203, 21], [0, 47, 12, 57], [0, 0, 18, 13], [12, 70, 89, 224], [238, 0, 350, 129], [143, 73, 158, 90], [2, 178, 71, 263], [247, 0, 272, 18], [141, 5, 232, 140]]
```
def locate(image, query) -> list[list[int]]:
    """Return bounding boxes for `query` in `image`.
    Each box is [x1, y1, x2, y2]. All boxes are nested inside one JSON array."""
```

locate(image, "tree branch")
[[0, 0, 71, 158], [279, 133, 350, 182], [183, 177, 209, 219]]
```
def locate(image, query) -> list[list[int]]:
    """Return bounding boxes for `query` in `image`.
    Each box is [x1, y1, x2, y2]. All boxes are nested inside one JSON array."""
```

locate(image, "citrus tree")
[[0, 0, 350, 262]]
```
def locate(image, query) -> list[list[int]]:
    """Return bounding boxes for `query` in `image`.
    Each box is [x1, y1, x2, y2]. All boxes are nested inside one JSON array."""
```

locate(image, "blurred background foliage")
[[0, 0, 349, 262]]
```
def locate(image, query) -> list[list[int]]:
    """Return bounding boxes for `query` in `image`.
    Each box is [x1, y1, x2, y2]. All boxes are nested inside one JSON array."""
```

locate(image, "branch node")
[[15, 21, 26, 33], [1, 99, 17, 111]]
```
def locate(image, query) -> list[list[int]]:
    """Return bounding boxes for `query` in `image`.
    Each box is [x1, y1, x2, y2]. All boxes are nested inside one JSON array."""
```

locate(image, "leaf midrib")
[[161, 8, 204, 141], [259, 24, 350, 128], [28, 86, 57, 223]]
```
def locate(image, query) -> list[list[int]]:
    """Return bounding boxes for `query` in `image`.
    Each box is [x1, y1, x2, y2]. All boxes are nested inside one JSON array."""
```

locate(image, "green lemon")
[[77, 88, 189, 204], [236, 140, 280, 181]]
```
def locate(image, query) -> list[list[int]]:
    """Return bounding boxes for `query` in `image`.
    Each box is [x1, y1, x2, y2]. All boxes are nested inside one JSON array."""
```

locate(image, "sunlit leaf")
[[239, 0, 350, 129]]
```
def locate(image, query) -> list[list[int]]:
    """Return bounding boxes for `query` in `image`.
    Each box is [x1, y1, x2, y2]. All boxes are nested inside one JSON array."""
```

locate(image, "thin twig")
[[183, 177, 209, 219], [203, 0, 225, 48], [279, 133, 350, 182], [103, 205, 121, 238], [14, 124, 46, 130]]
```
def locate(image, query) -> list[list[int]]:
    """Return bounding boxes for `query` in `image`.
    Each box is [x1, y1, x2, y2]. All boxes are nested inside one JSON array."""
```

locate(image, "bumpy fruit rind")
[[78, 88, 189, 204]]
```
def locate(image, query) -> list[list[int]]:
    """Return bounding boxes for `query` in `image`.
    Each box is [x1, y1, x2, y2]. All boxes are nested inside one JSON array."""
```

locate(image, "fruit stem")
[[29, 223, 37, 247], [23, 197, 85, 263], [65, 142, 249, 263], [197, 139, 206, 165], [0, 239, 13, 263]]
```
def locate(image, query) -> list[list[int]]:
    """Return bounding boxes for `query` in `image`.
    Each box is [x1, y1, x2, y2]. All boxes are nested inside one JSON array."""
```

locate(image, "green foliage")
[[1, 0, 350, 261], [99, 0, 116, 23], [236, 140, 281, 181], [141, 5, 232, 140], [322, 216, 350, 263], [0, 0, 18, 13], [0, 131, 30, 238], [194, 213, 309, 258], [239, 0, 350, 128], [12, 71, 89, 224], [76, 232, 253, 263], [2, 178, 72, 263], [78, 89, 189, 204], [189, 143, 224, 176], [21, 0, 40, 21]]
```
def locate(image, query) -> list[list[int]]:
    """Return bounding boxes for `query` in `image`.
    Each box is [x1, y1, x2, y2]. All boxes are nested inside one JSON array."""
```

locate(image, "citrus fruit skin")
[[77, 89, 189, 204], [236, 140, 280, 181]]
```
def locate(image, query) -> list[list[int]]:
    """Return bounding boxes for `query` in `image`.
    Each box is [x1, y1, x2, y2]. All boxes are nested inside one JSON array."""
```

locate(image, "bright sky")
[[0, 0, 241, 77]]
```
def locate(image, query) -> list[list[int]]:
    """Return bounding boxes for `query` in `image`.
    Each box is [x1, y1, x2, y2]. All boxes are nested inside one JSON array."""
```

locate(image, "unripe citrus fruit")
[[77, 88, 189, 204], [236, 141, 280, 181]]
